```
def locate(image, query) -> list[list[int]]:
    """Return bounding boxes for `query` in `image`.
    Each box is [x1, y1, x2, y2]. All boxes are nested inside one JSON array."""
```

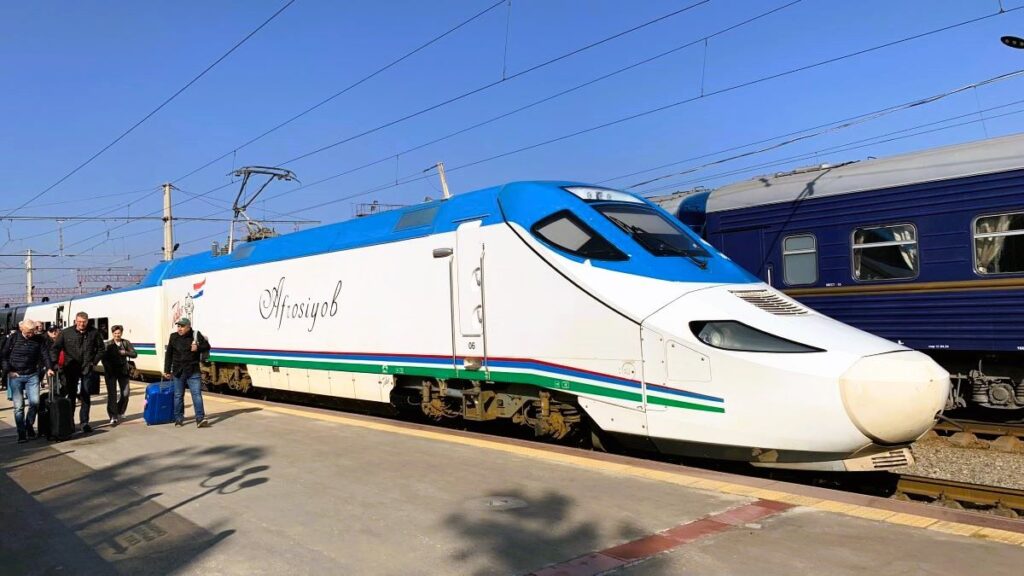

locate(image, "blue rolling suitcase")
[[144, 382, 175, 425]]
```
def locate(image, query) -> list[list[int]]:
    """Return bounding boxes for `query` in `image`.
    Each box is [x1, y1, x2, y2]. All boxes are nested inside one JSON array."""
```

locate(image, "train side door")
[[454, 220, 488, 376]]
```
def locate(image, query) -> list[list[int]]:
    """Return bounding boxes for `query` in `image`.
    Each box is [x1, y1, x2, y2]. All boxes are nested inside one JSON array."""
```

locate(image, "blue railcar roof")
[[707, 133, 1024, 213]]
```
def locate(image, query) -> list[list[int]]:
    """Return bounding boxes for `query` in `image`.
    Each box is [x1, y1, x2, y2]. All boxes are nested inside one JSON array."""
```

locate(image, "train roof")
[[706, 132, 1024, 213], [147, 183, 509, 283], [144, 180, 599, 283]]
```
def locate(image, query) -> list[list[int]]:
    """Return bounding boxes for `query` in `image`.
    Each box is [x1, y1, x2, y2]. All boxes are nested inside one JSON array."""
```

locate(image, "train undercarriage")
[[390, 377, 583, 440], [934, 352, 1024, 412], [200, 362, 584, 441]]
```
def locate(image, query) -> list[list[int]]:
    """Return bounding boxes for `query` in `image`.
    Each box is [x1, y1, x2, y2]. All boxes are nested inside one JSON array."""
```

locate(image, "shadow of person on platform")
[[0, 438, 271, 575], [204, 406, 262, 426], [443, 487, 665, 576]]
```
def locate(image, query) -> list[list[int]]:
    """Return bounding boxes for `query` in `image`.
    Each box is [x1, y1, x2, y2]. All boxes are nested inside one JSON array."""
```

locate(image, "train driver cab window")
[[782, 234, 817, 285], [594, 203, 710, 260], [531, 211, 627, 261], [974, 211, 1024, 275], [852, 223, 918, 281], [96, 317, 110, 340]]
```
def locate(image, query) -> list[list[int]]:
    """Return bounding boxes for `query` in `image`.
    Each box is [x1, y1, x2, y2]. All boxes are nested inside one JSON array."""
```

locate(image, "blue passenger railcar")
[[676, 134, 1024, 411]]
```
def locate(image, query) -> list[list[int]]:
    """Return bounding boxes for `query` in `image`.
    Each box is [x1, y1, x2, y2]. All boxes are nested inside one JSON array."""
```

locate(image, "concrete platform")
[[1, 384, 1023, 575]]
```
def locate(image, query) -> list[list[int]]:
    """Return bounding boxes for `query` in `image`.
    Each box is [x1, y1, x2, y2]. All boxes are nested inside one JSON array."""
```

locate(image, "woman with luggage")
[[102, 325, 137, 426]]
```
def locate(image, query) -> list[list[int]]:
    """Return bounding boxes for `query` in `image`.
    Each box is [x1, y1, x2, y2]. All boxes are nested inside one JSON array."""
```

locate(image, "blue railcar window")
[[974, 212, 1024, 275], [782, 234, 817, 286], [394, 206, 439, 231], [532, 210, 627, 261], [852, 224, 918, 281]]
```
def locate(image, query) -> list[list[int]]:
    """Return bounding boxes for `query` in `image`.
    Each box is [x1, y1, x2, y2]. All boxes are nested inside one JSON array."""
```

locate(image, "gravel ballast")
[[896, 435, 1024, 490]]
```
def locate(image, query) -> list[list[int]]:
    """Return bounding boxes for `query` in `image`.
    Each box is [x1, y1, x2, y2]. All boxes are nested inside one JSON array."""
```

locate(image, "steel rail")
[[897, 474, 1024, 515]]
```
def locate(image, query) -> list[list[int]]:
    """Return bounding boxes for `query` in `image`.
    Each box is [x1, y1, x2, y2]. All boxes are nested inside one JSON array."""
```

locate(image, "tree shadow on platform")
[[443, 487, 671, 576], [0, 436, 271, 575]]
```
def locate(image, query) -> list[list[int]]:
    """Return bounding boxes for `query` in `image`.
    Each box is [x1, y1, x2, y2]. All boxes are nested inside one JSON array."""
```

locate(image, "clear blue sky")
[[3, 0, 1024, 296]]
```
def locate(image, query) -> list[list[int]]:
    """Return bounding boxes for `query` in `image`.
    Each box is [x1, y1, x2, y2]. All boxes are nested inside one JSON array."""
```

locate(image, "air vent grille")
[[730, 289, 809, 316], [870, 449, 912, 470]]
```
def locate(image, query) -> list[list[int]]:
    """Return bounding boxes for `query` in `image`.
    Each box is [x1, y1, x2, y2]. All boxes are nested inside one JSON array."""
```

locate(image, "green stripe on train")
[[208, 353, 724, 413]]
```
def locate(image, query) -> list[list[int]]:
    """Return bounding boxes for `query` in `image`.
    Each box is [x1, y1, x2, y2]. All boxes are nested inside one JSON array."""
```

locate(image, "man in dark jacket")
[[163, 317, 210, 428], [52, 312, 105, 434], [1, 319, 55, 443]]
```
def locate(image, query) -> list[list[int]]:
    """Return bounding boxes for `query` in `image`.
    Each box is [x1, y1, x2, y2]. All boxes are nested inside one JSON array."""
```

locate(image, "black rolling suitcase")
[[46, 372, 74, 441], [38, 390, 50, 438]]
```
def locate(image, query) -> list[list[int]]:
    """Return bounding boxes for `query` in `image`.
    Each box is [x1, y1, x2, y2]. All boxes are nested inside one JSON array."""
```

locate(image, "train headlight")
[[690, 321, 823, 353]]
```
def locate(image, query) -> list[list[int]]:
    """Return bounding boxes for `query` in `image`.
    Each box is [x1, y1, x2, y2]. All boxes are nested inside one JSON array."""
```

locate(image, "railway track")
[[929, 418, 1024, 451], [934, 419, 1024, 439], [896, 474, 1024, 519]]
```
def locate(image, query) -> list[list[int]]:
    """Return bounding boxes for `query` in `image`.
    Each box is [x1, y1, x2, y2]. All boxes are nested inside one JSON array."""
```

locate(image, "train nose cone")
[[839, 351, 950, 445]]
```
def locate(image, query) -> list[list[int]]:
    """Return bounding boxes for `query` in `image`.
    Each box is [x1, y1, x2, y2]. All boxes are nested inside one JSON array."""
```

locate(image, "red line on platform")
[[530, 499, 794, 576]]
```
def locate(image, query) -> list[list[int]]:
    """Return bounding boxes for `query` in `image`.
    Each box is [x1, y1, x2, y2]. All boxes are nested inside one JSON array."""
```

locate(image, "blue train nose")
[[839, 351, 950, 445]]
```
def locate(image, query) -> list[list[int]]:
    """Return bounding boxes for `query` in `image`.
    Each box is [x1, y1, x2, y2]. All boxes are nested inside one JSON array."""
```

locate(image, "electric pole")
[[436, 162, 451, 199], [26, 249, 33, 303], [162, 183, 174, 261]]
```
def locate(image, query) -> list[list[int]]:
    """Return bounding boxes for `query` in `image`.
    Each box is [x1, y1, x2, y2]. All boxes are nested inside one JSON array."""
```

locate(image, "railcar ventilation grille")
[[869, 449, 912, 470], [730, 290, 809, 316]]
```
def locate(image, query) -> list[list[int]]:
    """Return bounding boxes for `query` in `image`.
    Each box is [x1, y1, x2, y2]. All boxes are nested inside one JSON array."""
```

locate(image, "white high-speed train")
[[1, 182, 949, 471]]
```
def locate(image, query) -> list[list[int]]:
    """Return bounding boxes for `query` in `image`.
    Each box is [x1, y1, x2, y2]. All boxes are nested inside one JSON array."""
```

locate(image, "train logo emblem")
[[171, 277, 206, 327]]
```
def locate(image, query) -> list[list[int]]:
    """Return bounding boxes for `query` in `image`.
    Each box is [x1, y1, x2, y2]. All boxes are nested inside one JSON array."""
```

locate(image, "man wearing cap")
[[163, 317, 211, 427]]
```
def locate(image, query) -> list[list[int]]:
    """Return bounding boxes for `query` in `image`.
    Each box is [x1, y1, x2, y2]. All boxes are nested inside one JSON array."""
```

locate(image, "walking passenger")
[[102, 325, 136, 426], [0, 327, 14, 392], [163, 318, 210, 428], [52, 312, 104, 435], [1, 320, 55, 443]]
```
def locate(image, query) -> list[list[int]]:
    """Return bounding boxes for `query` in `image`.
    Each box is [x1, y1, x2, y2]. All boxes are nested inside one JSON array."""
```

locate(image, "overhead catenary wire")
[[49, 0, 720, 255], [274, 0, 713, 167], [636, 101, 1024, 196], [0, 0, 297, 221], [255, 2, 1024, 218], [172, 0, 508, 185], [64, 24, 1024, 268], [16, 0, 510, 244], [232, 0, 803, 202], [51, 98, 1024, 286], [10, 2, 1022, 282], [620, 69, 1024, 190], [638, 105, 1024, 196], [33, 0, 526, 257]]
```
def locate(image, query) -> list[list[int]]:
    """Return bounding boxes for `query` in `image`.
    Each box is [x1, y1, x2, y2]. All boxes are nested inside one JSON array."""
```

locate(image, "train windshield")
[[595, 203, 710, 261]]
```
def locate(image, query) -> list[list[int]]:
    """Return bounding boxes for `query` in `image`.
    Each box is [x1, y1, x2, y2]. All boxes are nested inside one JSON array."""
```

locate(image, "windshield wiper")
[[605, 215, 708, 269], [653, 241, 708, 269]]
